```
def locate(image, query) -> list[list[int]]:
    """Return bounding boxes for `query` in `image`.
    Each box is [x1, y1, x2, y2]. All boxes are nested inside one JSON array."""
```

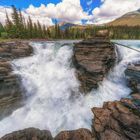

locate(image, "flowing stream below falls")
[[0, 40, 140, 137]]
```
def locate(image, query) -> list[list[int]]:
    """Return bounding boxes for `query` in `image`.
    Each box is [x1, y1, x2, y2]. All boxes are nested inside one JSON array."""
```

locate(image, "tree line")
[[0, 5, 50, 39], [0, 5, 140, 40]]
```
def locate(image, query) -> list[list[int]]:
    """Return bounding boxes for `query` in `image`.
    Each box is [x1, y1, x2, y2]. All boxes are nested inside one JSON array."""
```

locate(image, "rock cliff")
[[0, 41, 33, 120], [73, 37, 116, 93]]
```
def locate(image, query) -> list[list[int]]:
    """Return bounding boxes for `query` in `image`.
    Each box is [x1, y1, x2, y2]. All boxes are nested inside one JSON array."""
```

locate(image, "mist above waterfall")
[[0, 40, 140, 137]]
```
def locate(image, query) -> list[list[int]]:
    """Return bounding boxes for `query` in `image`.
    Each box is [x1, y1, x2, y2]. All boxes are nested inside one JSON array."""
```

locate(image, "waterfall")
[[0, 40, 140, 137]]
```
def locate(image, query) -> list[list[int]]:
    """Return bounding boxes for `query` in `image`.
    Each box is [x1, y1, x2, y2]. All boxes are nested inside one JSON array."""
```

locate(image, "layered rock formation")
[[92, 96, 140, 140], [0, 41, 33, 120], [73, 37, 116, 93]]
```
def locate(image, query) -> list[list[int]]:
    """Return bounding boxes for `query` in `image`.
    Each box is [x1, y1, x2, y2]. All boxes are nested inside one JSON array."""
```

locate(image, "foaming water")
[[0, 40, 140, 137]]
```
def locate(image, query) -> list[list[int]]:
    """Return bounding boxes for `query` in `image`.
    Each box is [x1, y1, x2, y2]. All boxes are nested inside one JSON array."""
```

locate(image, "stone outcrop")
[[0, 128, 53, 140], [0, 41, 33, 120], [73, 37, 116, 93], [125, 64, 140, 93], [92, 94, 140, 140], [54, 129, 94, 140]]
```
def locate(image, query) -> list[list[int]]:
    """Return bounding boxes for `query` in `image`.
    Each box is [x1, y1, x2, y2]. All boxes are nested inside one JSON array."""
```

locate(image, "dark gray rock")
[[125, 64, 140, 93]]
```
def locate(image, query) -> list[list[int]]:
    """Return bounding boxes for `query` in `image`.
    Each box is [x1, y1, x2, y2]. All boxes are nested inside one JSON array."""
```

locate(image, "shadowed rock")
[[0, 41, 33, 120], [125, 64, 140, 93], [0, 128, 53, 140]]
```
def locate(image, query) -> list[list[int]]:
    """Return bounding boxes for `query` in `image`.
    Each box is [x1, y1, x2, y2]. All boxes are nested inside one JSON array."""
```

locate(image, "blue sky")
[[0, 0, 139, 26], [0, 0, 101, 15]]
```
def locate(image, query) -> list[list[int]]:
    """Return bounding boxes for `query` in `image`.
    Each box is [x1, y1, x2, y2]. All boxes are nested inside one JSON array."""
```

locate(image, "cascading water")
[[0, 40, 140, 137]]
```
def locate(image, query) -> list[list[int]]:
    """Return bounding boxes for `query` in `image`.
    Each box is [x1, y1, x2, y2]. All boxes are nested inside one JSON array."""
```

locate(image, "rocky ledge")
[[73, 36, 116, 93], [92, 94, 140, 140], [0, 41, 33, 120]]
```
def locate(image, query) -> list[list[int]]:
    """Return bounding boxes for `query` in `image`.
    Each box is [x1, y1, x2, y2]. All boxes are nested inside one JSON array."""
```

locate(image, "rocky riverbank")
[[0, 41, 33, 120]]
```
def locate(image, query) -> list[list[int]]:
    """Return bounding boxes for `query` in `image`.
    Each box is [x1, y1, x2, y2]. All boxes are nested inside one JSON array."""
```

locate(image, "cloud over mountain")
[[91, 0, 140, 24]]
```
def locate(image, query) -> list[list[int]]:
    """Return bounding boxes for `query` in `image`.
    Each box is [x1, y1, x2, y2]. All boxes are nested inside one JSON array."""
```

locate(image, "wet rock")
[[0, 41, 33, 59], [125, 64, 140, 93], [0, 41, 33, 120], [73, 37, 116, 93], [92, 97, 140, 140], [0, 128, 53, 140], [54, 128, 94, 140]]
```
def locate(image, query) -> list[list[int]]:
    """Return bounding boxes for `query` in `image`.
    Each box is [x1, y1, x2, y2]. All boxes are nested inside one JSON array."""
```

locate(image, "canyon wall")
[[0, 41, 33, 120]]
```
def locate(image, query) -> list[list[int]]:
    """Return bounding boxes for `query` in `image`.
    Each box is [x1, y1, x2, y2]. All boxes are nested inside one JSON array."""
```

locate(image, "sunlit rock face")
[[92, 97, 140, 140], [73, 37, 116, 93]]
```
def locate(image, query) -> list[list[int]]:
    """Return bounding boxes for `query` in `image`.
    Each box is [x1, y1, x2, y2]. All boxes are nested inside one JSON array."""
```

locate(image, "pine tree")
[[42, 25, 47, 38], [27, 16, 33, 38], [33, 23, 38, 38], [18, 9, 25, 38], [5, 11, 13, 38], [47, 28, 51, 38], [37, 21, 43, 38]]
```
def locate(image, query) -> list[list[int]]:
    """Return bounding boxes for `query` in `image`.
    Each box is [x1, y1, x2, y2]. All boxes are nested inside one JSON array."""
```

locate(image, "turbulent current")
[[0, 40, 140, 137]]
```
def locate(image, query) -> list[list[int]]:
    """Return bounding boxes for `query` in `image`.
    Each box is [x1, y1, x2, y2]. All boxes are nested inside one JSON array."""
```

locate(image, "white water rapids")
[[0, 40, 140, 137]]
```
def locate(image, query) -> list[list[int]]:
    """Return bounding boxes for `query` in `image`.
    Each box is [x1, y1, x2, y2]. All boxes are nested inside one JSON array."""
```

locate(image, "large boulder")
[[0, 128, 53, 140], [0, 41, 33, 120], [54, 128, 94, 140], [73, 37, 116, 93]]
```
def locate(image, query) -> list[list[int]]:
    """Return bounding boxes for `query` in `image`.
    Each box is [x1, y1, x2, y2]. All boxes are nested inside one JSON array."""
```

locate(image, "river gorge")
[[0, 39, 140, 140]]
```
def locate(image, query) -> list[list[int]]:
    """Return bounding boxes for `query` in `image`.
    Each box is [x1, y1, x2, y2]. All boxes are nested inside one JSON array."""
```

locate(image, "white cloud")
[[0, 6, 53, 26], [0, 0, 89, 26], [0, 0, 140, 26], [87, 0, 93, 6], [25, 0, 89, 23], [0, 6, 12, 24], [90, 0, 140, 24]]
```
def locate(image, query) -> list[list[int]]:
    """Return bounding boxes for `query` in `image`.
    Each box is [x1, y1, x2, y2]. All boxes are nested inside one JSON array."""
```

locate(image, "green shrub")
[[1, 32, 9, 39]]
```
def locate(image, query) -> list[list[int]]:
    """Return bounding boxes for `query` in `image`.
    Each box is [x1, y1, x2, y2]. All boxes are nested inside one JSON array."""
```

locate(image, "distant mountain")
[[59, 22, 77, 30], [108, 9, 140, 26]]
